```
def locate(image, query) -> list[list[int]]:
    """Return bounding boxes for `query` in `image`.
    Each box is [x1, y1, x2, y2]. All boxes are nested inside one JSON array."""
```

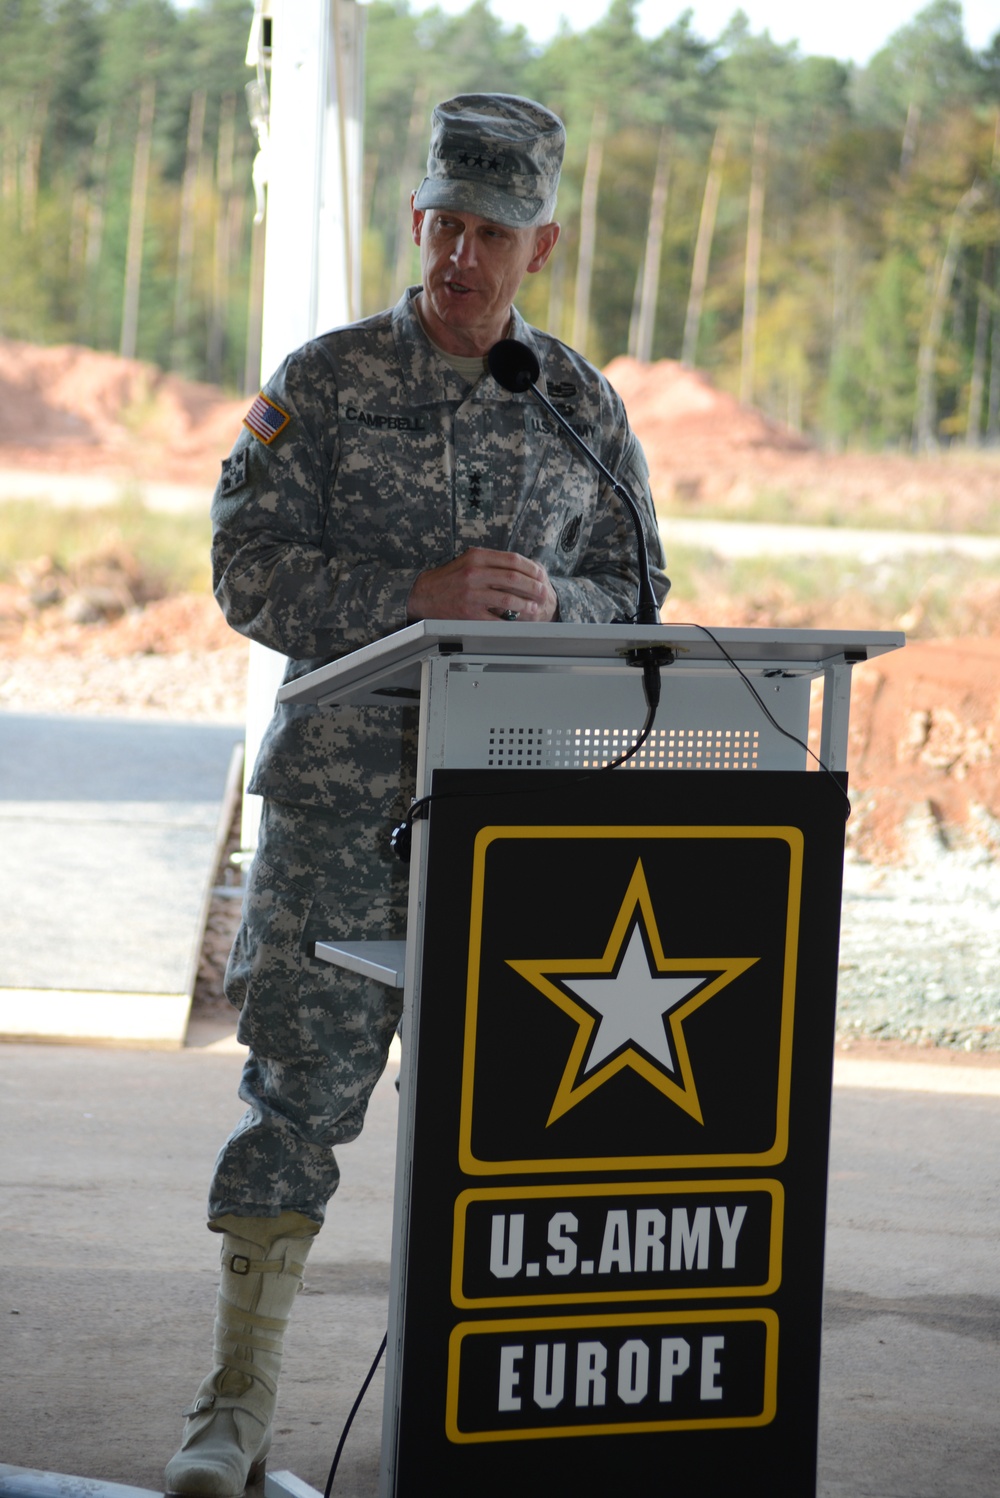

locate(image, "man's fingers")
[[462, 547, 544, 583], [407, 547, 557, 622]]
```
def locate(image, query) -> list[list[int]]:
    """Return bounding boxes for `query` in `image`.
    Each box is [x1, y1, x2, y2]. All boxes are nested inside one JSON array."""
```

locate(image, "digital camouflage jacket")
[[211, 289, 668, 828]]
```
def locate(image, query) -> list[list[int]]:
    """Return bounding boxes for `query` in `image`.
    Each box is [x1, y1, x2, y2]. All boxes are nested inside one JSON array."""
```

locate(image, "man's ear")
[[527, 221, 560, 275], [411, 197, 424, 246]]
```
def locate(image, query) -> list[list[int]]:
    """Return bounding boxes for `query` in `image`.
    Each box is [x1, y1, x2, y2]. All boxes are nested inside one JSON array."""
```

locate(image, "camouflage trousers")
[[207, 796, 410, 1225]]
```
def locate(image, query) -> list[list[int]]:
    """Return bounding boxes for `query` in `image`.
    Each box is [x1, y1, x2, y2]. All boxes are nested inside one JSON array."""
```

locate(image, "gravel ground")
[[3, 646, 998, 1053], [838, 813, 1000, 1053], [0, 646, 249, 723]]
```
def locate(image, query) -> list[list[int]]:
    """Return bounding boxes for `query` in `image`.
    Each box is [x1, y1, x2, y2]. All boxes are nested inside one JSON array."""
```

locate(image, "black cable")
[[600, 659, 660, 769], [389, 620, 852, 859], [674, 621, 852, 818], [323, 1330, 388, 1498], [390, 744, 644, 860], [390, 638, 662, 860]]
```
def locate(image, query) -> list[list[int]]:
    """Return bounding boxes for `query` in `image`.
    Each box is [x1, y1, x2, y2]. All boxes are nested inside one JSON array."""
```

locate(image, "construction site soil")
[[1, 337, 998, 1050]]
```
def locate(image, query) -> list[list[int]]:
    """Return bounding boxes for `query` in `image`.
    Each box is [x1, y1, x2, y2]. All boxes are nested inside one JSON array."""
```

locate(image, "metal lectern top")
[[278, 620, 904, 712]]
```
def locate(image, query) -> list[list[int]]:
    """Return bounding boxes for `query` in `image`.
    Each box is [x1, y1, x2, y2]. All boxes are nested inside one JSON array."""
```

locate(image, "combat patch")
[[244, 391, 292, 445]]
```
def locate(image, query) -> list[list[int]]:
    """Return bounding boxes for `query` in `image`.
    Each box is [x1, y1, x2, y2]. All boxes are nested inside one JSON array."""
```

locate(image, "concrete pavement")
[[0, 713, 243, 1047], [0, 1034, 997, 1498]]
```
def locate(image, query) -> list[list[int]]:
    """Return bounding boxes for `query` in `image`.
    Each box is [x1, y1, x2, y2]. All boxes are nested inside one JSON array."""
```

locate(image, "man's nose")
[[450, 231, 476, 267]]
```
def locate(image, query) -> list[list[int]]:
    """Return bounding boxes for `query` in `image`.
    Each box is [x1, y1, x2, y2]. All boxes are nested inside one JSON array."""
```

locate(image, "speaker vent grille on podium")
[[486, 725, 760, 770]]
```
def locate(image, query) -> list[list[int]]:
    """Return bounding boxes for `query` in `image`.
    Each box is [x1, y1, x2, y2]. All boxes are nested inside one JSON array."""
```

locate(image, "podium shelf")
[[314, 940, 406, 988]]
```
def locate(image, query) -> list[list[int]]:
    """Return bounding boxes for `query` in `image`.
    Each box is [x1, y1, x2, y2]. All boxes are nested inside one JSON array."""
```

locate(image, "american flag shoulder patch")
[[243, 391, 291, 445]]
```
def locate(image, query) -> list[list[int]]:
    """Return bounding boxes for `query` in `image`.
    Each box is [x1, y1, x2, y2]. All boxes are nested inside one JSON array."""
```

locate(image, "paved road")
[[4, 466, 999, 561], [663, 514, 1000, 561], [0, 468, 209, 514]]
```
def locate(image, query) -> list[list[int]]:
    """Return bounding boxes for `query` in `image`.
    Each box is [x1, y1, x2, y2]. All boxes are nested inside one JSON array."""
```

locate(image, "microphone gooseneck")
[[389, 342, 669, 863], [488, 337, 664, 630]]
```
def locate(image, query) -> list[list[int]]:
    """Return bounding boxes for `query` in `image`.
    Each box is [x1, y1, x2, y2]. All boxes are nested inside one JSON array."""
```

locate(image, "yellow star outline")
[[506, 860, 759, 1127]]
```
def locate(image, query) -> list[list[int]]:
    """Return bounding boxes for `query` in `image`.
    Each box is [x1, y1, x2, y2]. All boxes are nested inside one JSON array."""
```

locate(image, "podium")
[[279, 621, 903, 1496]]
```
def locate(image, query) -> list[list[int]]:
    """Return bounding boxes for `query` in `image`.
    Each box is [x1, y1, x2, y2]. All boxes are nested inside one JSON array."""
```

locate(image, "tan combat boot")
[[165, 1211, 319, 1497]]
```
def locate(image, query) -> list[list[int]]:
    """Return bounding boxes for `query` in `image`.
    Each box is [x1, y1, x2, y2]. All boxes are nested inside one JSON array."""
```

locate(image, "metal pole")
[[239, 0, 366, 854]]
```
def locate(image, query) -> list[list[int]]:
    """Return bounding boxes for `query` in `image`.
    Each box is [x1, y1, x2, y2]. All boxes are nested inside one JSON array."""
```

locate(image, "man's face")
[[412, 204, 559, 357]]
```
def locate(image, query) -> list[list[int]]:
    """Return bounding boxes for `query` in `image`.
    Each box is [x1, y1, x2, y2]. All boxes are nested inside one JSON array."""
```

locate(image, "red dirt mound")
[[605, 355, 813, 458], [0, 337, 246, 485], [845, 637, 1000, 860], [609, 355, 1000, 532]]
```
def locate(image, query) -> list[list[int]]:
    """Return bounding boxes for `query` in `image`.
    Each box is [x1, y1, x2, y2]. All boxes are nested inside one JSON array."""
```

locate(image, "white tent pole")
[[239, 0, 366, 855]]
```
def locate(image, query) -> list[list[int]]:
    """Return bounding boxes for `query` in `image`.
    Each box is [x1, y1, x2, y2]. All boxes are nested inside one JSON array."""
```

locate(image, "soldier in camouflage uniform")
[[166, 94, 668, 1497]]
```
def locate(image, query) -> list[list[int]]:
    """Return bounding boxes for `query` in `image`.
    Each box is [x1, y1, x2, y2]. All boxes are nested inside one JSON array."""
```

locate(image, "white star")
[[506, 859, 760, 1126], [563, 925, 707, 1076]]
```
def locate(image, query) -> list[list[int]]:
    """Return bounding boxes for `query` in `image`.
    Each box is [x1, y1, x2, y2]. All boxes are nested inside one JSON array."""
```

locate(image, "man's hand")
[[407, 547, 558, 623]]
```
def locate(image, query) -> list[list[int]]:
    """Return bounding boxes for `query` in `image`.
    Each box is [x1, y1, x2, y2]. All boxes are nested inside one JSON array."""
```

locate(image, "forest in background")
[[2, 0, 1000, 452]]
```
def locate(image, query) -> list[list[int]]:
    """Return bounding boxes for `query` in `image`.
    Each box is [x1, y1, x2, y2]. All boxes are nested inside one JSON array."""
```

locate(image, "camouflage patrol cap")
[[413, 94, 565, 228]]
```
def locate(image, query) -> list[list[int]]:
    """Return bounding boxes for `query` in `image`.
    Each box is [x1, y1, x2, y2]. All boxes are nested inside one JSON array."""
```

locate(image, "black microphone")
[[487, 338, 540, 393], [488, 337, 664, 630]]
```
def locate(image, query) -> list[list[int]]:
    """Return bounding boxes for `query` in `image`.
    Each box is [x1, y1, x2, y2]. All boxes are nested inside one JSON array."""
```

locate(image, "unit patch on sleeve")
[[243, 391, 291, 445], [219, 448, 248, 496]]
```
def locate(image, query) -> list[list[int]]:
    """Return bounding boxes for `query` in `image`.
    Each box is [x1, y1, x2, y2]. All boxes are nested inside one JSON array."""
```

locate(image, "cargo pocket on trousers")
[[227, 855, 318, 1058]]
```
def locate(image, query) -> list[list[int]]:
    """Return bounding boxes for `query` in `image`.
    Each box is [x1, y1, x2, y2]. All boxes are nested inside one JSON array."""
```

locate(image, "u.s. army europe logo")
[[507, 861, 757, 1126], [395, 781, 842, 1484], [458, 826, 803, 1175]]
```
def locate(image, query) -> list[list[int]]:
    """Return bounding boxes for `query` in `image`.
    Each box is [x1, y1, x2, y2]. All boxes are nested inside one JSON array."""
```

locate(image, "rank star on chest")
[[506, 861, 758, 1125]]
